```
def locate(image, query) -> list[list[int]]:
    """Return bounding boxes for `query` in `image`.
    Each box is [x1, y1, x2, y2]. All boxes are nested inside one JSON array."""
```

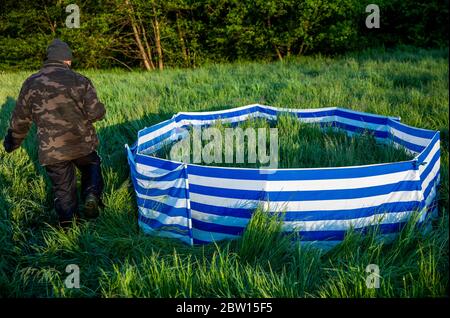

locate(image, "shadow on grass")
[[390, 72, 436, 89], [0, 97, 16, 214], [0, 96, 42, 174]]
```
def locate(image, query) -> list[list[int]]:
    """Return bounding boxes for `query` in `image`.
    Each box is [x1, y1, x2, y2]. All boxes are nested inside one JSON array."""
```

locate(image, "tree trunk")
[[138, 12, 156, 70], [152, 2, 164, 70], [176, 11, 189, 67], [274, 44, 283, 61], [298, 42, 306, 56], [44, 6, 56, 35], [267, 16, 282, 62], [125, 0, 153, 70]]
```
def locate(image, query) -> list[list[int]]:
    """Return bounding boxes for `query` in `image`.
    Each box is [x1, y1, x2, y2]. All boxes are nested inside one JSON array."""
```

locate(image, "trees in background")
[[0, 0, 448, 70]]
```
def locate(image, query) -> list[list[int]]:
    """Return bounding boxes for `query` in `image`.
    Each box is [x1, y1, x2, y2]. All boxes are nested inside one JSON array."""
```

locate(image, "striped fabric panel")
[[126, 105, 441, 246], [127, 146, 193, 245], [417, 133, 441, 222]]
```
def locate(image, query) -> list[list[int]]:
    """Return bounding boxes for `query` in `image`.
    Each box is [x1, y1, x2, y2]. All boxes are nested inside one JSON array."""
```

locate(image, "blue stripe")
[[137, 119, 175, 152], [192, 219, 246, 236], [138, 117, 391, 155], [135, 153, 183, 171], [335, 108, 389, 125], [190, 200, 422, 221], [261, 107, 392, 124], [138, 130, 174, 153], [128, 105, 440, 247], [131, 164, 185, 182], [187, 160, 414, 181], [174, 106, 260, 122], [173, 107, 392, 125], [138, 118, 174, 139], [388, 118, 436, 139], [423, 173, 440, 202], [257, 105, 279, 116], [420, 149, 440, 182], [138, 214, 190, 234], [190, 201, 253, 218], [417, 132, 440, 164], [189, 180, 420, 201], [137, 197, 188, 217], [391, 135, 425, 153], [192, 220, 407, 242], [134, 181, 187, 199], [291, 109, 335, 119], [257, 105, 334, 118]]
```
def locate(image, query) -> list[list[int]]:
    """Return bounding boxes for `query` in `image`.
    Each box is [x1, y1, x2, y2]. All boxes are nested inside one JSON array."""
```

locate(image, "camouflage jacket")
[[7, 60, 106, 166]]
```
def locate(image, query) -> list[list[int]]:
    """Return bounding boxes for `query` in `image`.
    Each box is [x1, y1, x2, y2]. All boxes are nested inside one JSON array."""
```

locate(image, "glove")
[[3, 129, 19, 153]]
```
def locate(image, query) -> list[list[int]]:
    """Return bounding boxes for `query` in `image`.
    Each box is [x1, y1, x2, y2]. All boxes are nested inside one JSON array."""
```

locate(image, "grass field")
[[155, 115, 415, 168], [0, 46, 448, 297]]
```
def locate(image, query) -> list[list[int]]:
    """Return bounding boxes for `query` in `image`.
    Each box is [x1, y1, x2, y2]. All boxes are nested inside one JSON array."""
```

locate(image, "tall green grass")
[[155, 115, 414, 168], [0, 46, 448, 297]]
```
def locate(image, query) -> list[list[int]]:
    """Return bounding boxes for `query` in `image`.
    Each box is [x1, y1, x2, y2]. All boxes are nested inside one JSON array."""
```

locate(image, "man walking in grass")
[[2, 39, 106, 228]]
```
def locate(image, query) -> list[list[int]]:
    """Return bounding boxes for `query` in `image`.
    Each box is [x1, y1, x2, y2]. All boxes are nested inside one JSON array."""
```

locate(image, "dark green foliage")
[[0, 0, 448, 70], [360, 0, 450, 49]]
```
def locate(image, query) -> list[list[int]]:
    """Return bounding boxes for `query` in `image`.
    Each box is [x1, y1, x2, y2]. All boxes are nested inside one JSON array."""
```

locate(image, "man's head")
[[46, 39, 72, 66]]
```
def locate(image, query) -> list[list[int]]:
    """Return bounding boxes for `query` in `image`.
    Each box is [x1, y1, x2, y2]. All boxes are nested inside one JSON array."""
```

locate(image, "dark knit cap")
[[46, 39, 72, 61]]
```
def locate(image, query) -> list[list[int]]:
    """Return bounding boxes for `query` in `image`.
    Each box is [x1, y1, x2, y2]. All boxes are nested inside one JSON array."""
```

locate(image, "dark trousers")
[[45, 151, 104, 222]]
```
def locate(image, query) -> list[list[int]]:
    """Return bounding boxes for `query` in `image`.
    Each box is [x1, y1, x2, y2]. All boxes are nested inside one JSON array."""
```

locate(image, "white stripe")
[[178, 104, 338, 116], [424, 178, 439, 206], [175, 111, 276, 127], [418, 140, 440, 175], [335, 107, 400, 120], [138, 120, 177, 146], [390, 126, 432, 147], [260, 104, 337, 114], [139, 206, 189, 226], [189, 190, 423, 212], [191, 209, 418, 232], [334, 116, 388, 132], [135, 161, 183, 177], [139, 110, 392, 155], [139, 139, 174, 156], [136, 176, 186, 191], [151, 114, 388, 143], [188, 169, 419, 192], [422, 175, 440, 210], [282, 211, 413, 232], [136, 192, 188, 209], [176, 104, 260, 116], [261, 104, 397, 120], [421, 158, 440, 192]]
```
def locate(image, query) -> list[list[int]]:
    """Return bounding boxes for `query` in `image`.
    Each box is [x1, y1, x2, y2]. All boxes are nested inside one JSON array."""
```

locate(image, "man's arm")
[[3, 84, 32, 153], [83, 78, 106, 122]]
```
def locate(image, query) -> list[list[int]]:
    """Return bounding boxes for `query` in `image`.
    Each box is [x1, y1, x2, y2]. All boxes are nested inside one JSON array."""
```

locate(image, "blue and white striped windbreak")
[[125, 104, 441, 247]]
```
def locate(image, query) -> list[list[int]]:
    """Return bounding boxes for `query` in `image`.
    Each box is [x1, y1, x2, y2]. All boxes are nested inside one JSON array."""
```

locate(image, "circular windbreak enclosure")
[[125, 104, 441, 247]]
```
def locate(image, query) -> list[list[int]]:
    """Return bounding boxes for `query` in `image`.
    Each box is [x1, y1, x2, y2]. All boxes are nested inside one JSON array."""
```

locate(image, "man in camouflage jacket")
[[3, 39, 106, 228]]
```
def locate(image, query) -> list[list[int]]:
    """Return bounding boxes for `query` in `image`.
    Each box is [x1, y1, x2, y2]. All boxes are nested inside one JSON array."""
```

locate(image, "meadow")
[[155, 115, 415, 168], [0, 46, 448, 297]]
